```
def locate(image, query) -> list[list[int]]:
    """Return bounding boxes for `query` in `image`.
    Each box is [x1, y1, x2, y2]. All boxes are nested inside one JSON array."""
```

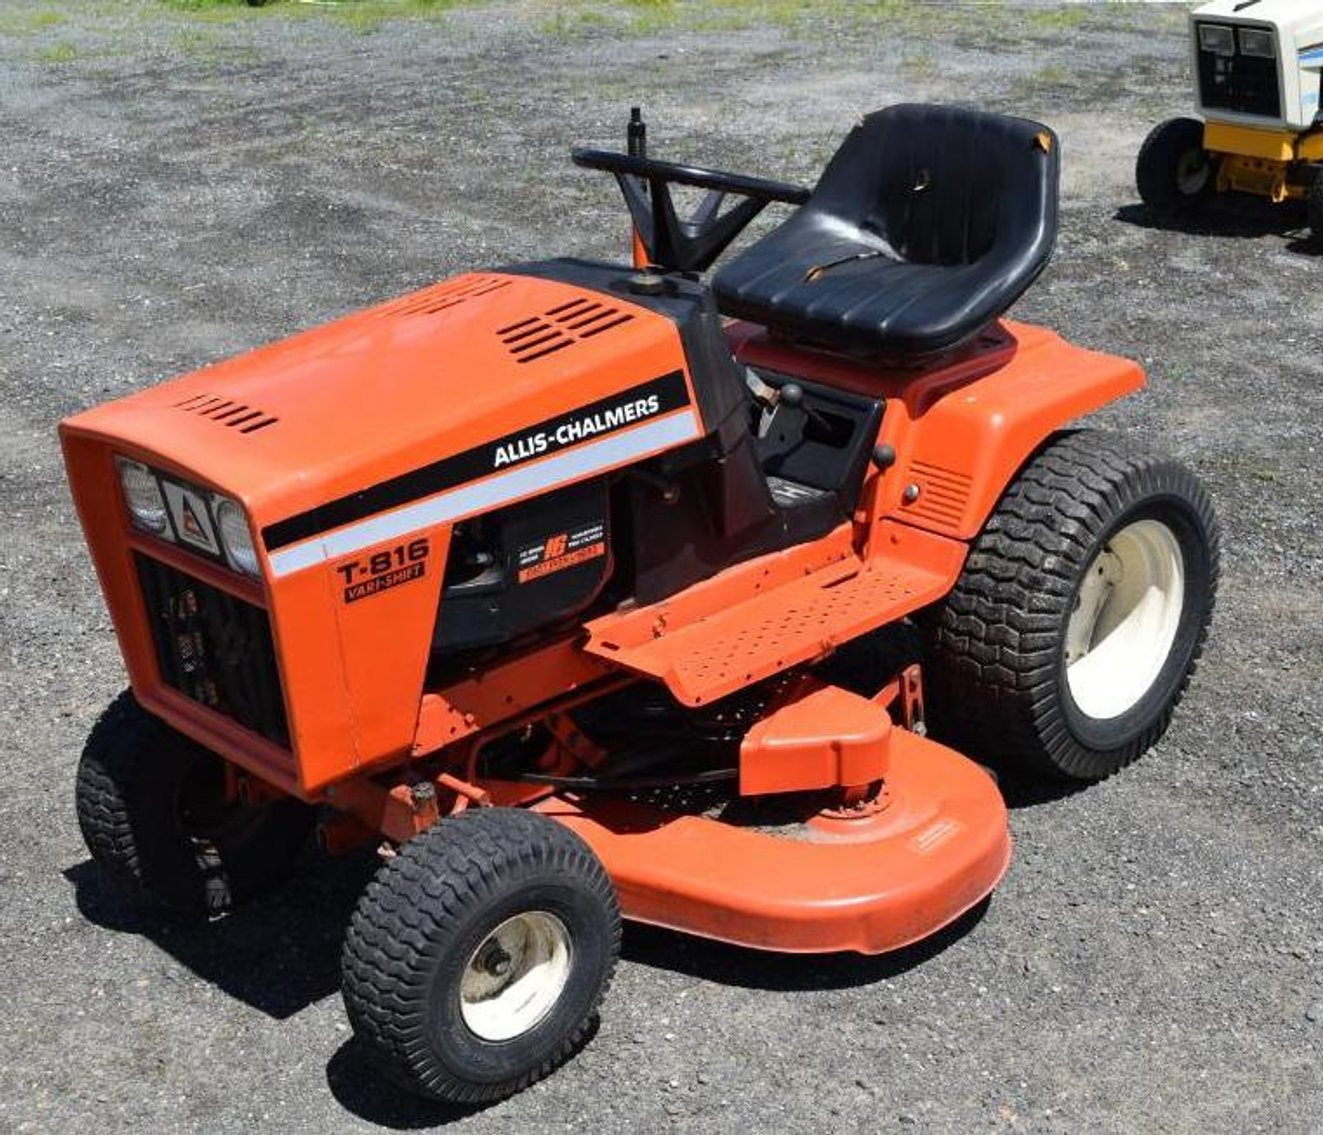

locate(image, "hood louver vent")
[[905, 459, 972, 531], [379, 275, 512, 318], [497, 296, 635, 363], [173, 393, 278, 435]]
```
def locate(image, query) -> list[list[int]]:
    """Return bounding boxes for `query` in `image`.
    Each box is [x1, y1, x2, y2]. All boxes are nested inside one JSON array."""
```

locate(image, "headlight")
[[115, 457, 169, 535], [1198, 23, 1235, 56], [1238, 27, 1275, 59], [215, 496, 260, 576]]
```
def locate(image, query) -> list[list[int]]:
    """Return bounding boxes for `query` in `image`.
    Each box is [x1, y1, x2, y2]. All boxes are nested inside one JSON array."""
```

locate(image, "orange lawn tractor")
[[61, 104, 1218, 1104]]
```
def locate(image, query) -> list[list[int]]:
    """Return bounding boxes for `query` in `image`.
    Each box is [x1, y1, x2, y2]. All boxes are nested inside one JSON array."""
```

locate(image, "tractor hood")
[[1194, 0, 1323, 36], [61, 269, 699, 575]]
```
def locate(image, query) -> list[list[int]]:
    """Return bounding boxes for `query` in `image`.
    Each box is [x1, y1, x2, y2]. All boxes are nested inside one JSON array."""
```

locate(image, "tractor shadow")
[[325, 1038, 504, 1128], [66, 849, 505, 1128], [62, 844, 378, 1020], [1113, 199, 1318, 252], [322, 903, 990, 1129]]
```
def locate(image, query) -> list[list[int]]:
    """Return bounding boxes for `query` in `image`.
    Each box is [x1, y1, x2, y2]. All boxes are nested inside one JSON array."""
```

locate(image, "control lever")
[[746, 368, 780, 438], [777, 382, 834, 437], [746, 370, 831, 439]]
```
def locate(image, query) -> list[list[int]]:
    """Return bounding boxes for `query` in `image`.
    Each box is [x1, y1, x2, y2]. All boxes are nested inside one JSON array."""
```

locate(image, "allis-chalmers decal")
[[494, 394, 662, 469], [338, 538, 430, 603], [261, 370, 690, 559]]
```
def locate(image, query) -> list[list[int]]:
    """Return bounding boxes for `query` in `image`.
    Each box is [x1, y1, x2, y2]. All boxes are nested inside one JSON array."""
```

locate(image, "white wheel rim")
[[1176, 150, 1210, 195], [1064, 519, 1185, 721], [459, 911, 572, 1042]]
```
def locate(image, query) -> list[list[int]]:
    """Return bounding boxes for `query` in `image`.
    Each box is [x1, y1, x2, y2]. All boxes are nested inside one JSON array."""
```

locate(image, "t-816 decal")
[[337, 538, 430, 604]]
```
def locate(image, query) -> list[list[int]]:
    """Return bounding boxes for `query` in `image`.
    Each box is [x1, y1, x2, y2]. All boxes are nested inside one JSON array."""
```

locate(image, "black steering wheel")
[[572, 148, 810, 273]]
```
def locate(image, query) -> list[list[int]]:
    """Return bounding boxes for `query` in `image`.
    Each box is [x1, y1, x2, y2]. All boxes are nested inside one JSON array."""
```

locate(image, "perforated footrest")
[[585, 523, 966, 705]]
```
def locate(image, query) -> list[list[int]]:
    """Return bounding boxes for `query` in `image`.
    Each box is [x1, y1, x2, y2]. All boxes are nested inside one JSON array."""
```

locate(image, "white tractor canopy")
[[1191, 0, 1323, 131]]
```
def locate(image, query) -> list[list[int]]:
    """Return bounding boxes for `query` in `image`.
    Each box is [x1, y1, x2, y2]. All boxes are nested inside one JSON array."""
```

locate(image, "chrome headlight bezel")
[[1237, 27, 1275, 59], [114, 456, 172, 537], [213, 495, 261, 577], [1198, 23, 1235, 57]]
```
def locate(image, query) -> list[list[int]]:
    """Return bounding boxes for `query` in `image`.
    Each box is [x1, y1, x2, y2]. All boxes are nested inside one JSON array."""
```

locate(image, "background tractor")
[[1137, 0, 1323, 239]]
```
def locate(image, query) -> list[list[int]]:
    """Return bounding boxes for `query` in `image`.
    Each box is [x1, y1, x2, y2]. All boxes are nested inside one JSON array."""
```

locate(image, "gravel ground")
[[2, 1, 1321, 1131]]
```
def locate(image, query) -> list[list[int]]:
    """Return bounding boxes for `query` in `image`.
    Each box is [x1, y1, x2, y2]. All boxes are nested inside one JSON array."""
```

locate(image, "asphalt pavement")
[[1, 2, 1320, 1131]]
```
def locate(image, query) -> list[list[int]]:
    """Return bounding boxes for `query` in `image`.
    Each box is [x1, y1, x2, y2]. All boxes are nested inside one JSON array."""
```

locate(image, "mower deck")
[[534, 727, 1010, 955]]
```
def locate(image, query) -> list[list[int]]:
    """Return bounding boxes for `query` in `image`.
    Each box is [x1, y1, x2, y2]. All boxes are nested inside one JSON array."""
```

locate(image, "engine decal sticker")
[[265, 405, 700, 579], [263, 370, 689, 552], [516, 522, 606, 583]]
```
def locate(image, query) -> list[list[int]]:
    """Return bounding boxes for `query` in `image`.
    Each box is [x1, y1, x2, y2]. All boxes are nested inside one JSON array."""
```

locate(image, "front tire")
[[75, 691, 315, 913], [924, 431, 1219, 781], [1307, 171, 1323, 246], [341, 808, 621, 1103], [1137, 116, 1216, 217]]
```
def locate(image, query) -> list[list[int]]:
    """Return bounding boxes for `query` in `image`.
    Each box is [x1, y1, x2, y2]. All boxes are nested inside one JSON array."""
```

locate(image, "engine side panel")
[[61, 269, 708, 791]]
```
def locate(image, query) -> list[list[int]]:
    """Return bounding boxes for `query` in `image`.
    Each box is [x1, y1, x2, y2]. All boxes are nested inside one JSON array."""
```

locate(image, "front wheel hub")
[[1064, 518, 1186, 721], [460, 911, 573, 1042]]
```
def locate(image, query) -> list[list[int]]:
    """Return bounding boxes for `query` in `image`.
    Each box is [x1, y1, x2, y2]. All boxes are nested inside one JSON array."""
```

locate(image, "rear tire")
[[1137, 116, 1216, 217], [1307, 172, 1323, 246], [75, 691, 314, 913], [923, 431, 1218, 781], [341, 808, 621, 1103]]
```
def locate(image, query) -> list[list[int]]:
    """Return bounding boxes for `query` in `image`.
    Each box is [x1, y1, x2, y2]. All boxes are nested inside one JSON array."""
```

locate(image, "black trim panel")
[[262, 371, 689, 551]]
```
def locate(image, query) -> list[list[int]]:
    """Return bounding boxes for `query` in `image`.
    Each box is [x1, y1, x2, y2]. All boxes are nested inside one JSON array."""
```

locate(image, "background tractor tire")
[[923, 430, 1218, 781], [341, 807, 621, 1104], [75, 691, 315, 914], [1137, 116, 1216, 217], [1307, 172, 1323, 246]]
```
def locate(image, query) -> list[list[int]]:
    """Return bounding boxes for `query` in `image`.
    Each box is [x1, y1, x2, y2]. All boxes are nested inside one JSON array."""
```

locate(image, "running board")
[[584, 520, 967, 706]]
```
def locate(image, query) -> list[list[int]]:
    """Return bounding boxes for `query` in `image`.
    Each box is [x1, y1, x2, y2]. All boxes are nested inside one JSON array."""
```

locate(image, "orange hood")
[[59, 271, 696, 548]]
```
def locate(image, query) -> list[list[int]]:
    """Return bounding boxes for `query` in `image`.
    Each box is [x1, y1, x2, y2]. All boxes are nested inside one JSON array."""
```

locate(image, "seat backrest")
[[710, 104, 1060, 357], [811, 103, 1058, 269]]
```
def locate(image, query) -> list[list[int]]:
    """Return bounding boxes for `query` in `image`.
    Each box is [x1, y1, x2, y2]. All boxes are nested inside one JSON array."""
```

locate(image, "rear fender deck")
[[583, 519, 966, 706], [534, 727, 1010, 955]]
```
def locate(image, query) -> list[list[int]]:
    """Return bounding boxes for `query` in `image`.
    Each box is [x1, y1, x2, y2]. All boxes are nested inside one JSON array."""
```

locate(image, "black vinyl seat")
[[712, 104, 1060, 358]]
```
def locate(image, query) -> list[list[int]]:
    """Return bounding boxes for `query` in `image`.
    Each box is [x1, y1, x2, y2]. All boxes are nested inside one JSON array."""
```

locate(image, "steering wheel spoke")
[[572, 147, 810, 273]]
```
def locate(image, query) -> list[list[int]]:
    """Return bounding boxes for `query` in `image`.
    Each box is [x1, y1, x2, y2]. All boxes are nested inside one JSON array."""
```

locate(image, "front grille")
[[135, 553, 289, 746], [1198, 40, 1281, 118]]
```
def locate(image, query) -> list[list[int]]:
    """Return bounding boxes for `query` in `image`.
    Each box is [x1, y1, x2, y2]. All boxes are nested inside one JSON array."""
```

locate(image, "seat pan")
[[717, 219, 1023, 356], [713, 104, 1059, 358]]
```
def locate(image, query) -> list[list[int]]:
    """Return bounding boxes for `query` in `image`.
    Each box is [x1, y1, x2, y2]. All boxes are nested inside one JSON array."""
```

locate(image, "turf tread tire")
[[341, 808, 621, 1104], [1136, 116, 1214, 217], [924, 430, 1219, 781], [75, 690, 314, 913], [1308, 173, 1323, 246]]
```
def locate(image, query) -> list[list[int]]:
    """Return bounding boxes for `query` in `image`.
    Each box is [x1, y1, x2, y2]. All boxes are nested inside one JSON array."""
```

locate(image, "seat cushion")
[[712, 104, 1059, 357]]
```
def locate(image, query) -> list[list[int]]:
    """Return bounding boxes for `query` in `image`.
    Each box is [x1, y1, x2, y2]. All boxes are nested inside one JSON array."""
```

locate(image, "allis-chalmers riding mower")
[[63, 104, 1218, 1103], [1137, 0, 1323, 238]]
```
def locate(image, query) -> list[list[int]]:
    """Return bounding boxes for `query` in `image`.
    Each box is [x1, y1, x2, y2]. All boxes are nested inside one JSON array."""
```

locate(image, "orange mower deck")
[[534, 727, 1010, 955]]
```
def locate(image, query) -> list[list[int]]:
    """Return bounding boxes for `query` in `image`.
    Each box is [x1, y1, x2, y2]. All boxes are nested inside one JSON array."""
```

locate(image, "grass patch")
[[38, 40, 80, 64], [537, 0, 1045, 41], [1027, 7, 1088, 31], [155, 0, 468, 26], [324, 0, 467, 32], [158, 0, 260, 9], [534, 0, 1186, 45], [0, 9, 66, 35]]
